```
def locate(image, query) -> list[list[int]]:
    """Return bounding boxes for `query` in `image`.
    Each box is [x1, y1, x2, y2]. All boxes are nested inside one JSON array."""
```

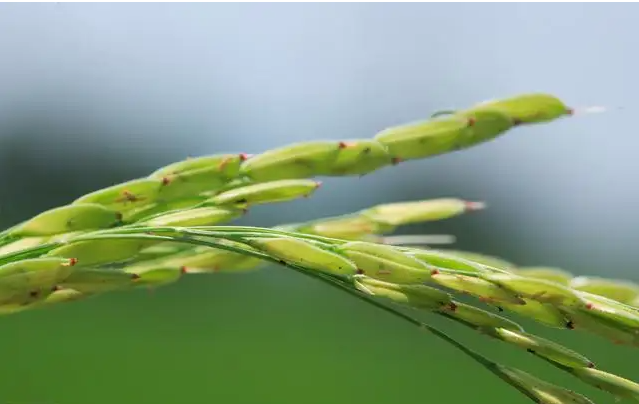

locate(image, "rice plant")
[[0, 93, 636, 403]]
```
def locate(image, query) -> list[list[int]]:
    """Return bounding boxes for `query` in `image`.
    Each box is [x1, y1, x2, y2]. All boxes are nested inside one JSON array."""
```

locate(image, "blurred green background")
[[0, 3, 638, 404]]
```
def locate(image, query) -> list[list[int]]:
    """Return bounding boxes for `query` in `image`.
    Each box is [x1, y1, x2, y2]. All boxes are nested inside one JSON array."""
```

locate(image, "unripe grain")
[[483, 273, 581, 306], [46, 238, 155, 267], [125, 264, 185, 288], [156, 166, 233, 201], [497, 365, 596, 404], [560, 306, 638, 345], [0, 257, 76, 305], [318, 139, 392, 176], [150, 153, 246, 179], [206, 179, 321, 207], [143, 207, 245, 227], [467, 93, 572, 124], [570, 367, 639, 401], [373, 115, 470, 161], [435, 249, 517, 271], [61, 268, 140, 293], [9, 204, 122, 237], [338, 241, 435, 284], [292, 214, 394, 240], [176, 247, 263, 273], [244, 237, 358, 276], [430, 273, 525, 305], [360, 198, 485, 226], [575, 291, 639, 332], [123, 196, 209, 223], [73, 178, 163, 210], [405, 248, 496, 274], [500, 299, 570, 328], [452, 108, 515, 148], [486, 328, 594, 369], [514, 267, 573, 285], [239, 141, 341, 181], [570, 276, 639, 304], [441, 301, 524, 331], [355, 276, 452, 310]]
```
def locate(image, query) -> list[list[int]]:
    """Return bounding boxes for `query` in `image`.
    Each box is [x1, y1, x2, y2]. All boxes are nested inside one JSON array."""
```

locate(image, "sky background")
[[0, 4, 637, 404]]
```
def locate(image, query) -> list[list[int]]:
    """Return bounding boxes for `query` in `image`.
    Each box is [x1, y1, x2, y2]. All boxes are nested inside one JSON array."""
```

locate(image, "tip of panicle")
[[180, 266, 189, 274], [314, 181, 323, 188], [570, 105, 611, 116], [464, 201, 486, 211], [51, 285, 62, 292], [239, 153, 252, 161], [67, 258, 78, 267], [580, 106, 608, 114], [391, 157, 402, 165], [130, 273, 141, 280]]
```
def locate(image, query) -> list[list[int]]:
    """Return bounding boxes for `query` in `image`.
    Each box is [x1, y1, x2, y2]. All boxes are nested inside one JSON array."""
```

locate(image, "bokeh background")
[[0, 3, 637, 404]]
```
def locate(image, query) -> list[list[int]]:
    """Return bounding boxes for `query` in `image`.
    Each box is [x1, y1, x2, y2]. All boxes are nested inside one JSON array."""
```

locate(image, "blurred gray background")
[[0, 4, 637, 404]]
